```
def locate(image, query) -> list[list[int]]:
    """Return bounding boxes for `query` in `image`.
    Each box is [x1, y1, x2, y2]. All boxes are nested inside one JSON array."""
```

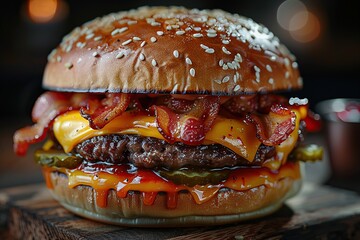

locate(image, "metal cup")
[[315, 98, 360, 180]]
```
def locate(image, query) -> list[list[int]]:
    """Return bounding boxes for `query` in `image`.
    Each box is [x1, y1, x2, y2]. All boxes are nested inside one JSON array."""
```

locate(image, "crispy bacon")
[[223, 94, 288, 115], [151, 96, 220, 145], [14, 92, 74, 155], [246, 105, 296, 146], [258, 94, 288, 113], [14, 125, 49, 156], [14, 92, 100, 156], [80, 93, 132, 129], [223, 94, 259, 115]]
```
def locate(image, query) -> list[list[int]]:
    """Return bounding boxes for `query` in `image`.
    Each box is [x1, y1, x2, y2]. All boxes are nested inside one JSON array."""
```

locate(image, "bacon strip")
[[246, 105, 296, 146], [14, 92, 74, 156], [152, 96, 220, 145], [80, 93, 132, 129], [223, 94, 288, 115], [14, 92, 100, 156]]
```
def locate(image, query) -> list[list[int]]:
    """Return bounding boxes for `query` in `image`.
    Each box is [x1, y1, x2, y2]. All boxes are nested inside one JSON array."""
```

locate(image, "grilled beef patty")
[[74, 135, 275, 169]]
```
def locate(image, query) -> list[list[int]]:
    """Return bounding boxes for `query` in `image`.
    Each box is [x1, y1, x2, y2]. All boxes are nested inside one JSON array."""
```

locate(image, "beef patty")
[[74, 135, 275, 169]]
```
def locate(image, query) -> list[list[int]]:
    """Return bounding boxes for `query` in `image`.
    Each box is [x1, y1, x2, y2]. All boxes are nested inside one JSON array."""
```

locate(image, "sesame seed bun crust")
[[44, 6, 302, 95]]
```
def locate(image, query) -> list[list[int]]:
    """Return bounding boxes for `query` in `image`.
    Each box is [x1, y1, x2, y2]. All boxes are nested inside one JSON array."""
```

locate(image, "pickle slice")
[[35, 150, 82, 169], [289, 144, 323, 162], [158, 169, 230, 187]]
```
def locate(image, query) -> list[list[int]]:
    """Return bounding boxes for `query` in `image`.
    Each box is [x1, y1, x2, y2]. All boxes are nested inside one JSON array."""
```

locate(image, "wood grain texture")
[[1, 183, 360, 239]]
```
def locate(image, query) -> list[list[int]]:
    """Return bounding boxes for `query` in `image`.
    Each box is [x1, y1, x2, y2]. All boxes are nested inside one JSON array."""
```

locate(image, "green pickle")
[[289, 144, 323, 162], [158, 168, 230, 187], [35, 150, 82, 169]]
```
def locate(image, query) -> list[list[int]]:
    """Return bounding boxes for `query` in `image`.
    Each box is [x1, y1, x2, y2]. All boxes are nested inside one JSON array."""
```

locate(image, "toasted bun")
[[44, 6, 301, 95], [47, 171, 301, 227]]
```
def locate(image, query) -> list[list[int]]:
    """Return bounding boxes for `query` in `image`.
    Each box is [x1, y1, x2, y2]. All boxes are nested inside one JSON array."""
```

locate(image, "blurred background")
[[0, 0, 359, 189]]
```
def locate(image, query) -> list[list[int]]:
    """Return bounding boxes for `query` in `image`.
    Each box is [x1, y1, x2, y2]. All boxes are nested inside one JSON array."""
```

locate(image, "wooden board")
[[1, 183, 360, 239]]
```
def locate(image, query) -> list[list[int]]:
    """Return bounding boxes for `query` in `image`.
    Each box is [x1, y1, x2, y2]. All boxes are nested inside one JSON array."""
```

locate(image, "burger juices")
[[13, 6, 322, 226]]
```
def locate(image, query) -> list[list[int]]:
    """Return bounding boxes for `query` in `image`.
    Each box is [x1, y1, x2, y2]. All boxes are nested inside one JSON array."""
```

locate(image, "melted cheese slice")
[[53, 111, 261, 162]]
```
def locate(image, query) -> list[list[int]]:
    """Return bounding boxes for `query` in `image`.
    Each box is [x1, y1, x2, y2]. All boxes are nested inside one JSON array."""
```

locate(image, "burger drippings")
[[42, 161, 301, 208]]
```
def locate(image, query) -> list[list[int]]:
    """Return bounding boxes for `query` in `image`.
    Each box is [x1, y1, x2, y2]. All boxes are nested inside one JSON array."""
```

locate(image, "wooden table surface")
[[1, 182, 360, 240]]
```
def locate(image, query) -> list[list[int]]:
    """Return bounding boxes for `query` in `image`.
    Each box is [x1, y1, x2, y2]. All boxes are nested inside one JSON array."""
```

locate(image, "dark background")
[[0, 0, 359, 188]]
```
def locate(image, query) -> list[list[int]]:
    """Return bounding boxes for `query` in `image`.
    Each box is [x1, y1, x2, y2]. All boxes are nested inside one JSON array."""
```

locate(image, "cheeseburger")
[[14, 6, 322, 226]]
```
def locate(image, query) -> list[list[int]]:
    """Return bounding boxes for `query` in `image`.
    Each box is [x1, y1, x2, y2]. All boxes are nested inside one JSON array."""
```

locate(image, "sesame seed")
[[227, 62, 234, 69], [236, 72, 240, 81], [268, 78, 274, 84], [173, 50, 179, 58], [298, 77, 303, 85], [292, 62, 298, 69], [266, 65, 272, 72], [207, 33, 217, 38], [56, 56, 62, 62], [200, 44, 209, 49], [176, 30, 185, 35], [157, 31, 164, 36], [206, 29, 216, 33], [115, 52, 124, 59], [150, 37, 157, 43], [234, 53, 242, 62], [85, 33, 94, 40], [185, 27, 191, 31], [222, 40, 230, 44], [171, 24, 180, 29], [139, 53, 145, 61], [219, 59, 224, 67], [94, 36, 102, 41], [205, 48, 215, 54], [127, 20, 137, 25], [285, 71, 290, 79], [234, 61, 240, 69], [284, 58, 290, 66], [118, 19, 127, 25], [233, 74, 238, 83], [193, 33, 203, 38], [133, 37, 141, 41], [222, 76, 230, 83], [190, 68, 195, 77], [166, 25, 172, 30], [151, 59, 157, 67], [146, 18, 154, 24], [194, 27, 201, 31], [214, 79, 222, 84], [76, 42, 86, 48], [111, 27, 128, 36], [222, 47, 231, 55], [255, 72, 260, 83], [92, 52, 99, 57], [122, 39, 132, 46], [64, 62, 73, 69], [140, 41, 146, 47], [185, 57, 192, 65], [222, 64, 229, 70], [234, 85, 241, 91], [65, 45, 72, 53], [270, 56, 277, 61], [254, 66, 261, 72], [151, 22, 161, 26]]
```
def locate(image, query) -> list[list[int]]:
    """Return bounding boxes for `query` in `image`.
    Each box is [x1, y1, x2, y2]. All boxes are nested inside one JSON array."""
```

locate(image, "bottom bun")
[[48, 171, 301, 227]]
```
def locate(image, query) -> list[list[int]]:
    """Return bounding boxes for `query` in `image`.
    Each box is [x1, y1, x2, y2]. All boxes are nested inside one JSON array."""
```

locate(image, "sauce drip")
[[43, 162, 300, 209]]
